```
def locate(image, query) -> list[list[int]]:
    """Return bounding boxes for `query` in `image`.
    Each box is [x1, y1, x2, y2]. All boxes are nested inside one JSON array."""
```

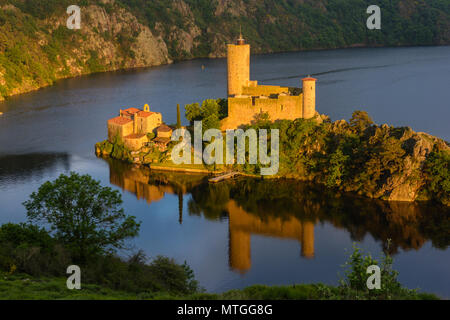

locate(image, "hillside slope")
[[0, 0, 449, 100]]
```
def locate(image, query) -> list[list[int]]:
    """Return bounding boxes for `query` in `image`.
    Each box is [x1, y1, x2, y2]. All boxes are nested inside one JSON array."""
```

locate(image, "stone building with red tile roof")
[[107, 104, 164, 151], [153, 124, 174, 150]]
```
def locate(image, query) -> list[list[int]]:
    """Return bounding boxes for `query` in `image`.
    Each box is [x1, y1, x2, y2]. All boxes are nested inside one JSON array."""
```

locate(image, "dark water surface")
[[0, 47, 449, 297]]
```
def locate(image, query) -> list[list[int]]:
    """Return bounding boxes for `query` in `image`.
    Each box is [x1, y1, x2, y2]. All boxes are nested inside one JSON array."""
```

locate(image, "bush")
[[422, 150, 450, 205], [0, 223, 54, 249], [0, 223, 70, 276], [339, 243, 414, 299], [0, 223, 199, 296]]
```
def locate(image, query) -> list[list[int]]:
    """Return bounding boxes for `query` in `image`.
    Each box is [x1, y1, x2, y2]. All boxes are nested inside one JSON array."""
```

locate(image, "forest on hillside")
[[0, 0, 449, 99]]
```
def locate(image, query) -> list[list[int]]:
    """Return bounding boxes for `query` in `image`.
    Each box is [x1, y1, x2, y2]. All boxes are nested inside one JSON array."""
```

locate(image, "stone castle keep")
[[221, 33, 317, 130]]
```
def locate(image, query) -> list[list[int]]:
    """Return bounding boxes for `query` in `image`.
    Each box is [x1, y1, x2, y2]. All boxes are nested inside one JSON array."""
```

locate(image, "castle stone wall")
[[124, 134, 147, 151], [137, 114, 162, 134], [242, 85, 289, 96], [221, 94, 303, 130], [108, 121, 133, 142]]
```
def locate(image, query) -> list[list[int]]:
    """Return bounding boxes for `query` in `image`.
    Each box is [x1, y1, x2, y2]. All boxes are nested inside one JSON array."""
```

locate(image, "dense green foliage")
[[0, 237, 438, 300], [0, 225, 199, 295], [237, 110, 449, 205], [422, 150, 450, 205], [23, 172, 140, 262], [185, 98, 227, 132], [120, 0, 450, 56]]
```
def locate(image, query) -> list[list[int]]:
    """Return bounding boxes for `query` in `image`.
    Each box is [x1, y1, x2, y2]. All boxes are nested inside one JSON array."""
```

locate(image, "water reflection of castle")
[[107, 160, 316, 273], [227, 200, 314, 273], [106, 159, 448, 274], [109, 164, 178, 204]]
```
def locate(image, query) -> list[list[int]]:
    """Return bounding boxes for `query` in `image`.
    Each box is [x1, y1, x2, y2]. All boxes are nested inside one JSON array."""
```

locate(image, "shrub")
[[423, 150, 450, 205], [339, 243, 414, 299]]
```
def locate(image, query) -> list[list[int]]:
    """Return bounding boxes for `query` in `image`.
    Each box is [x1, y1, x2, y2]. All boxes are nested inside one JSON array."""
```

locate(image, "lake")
[[0, 46, 449, 297]]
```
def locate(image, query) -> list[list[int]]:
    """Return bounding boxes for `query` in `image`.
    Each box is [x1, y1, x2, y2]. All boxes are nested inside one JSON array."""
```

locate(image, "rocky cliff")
[[1, 0, 449, 100], [277, 114, 450, 206], [0, 2, 171, 100]]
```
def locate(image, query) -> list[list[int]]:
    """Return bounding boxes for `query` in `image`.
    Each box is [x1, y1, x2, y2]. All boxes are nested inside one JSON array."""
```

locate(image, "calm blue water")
[[0, 46, 449, 297]]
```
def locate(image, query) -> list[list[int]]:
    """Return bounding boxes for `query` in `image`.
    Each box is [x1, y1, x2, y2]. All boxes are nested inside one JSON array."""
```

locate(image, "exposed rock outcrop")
[[1, 0, 449, 100]]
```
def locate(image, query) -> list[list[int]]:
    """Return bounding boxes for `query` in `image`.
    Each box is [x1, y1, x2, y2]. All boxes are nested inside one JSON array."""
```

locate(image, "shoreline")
[[100, 155, 443, 206], [2, 44, 449, 102]]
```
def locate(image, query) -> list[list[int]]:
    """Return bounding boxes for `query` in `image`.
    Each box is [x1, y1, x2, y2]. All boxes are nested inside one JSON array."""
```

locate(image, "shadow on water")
[[0, 153, 70, 184], [105, 158, 449, 274], [260, 65, 392, 82]]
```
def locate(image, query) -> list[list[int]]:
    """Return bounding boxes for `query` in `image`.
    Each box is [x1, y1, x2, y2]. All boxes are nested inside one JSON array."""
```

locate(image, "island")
[[96, 34, 449, 206]]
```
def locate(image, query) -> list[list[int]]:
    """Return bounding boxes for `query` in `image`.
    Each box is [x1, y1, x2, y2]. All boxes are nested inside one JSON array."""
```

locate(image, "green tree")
[[326, 148, 349, 187], [23, 172, 141, 263], [176, 103, 182, 129], [349, 110, 374, 134], [185, 102, 202, 125], [423, 150, 450, 205], [185, 99, 222, 132]]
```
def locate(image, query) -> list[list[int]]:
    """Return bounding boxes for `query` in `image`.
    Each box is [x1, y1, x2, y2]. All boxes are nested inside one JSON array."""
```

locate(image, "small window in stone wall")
[[281, 105, 284, 111]]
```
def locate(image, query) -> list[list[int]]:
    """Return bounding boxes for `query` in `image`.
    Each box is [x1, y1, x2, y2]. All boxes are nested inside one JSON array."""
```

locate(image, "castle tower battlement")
[[227, 35, 250, 97]]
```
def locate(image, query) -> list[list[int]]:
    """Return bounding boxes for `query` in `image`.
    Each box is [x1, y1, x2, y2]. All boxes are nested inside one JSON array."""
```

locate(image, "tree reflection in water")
[[106, 158, 449, 274]]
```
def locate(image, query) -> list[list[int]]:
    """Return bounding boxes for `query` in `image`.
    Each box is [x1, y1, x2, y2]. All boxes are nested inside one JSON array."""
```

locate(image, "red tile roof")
[[137, 111, 156, 118], [123, 107, 140, 114], [157, 124, 172, 132], [125, 133, 146, 139], [302, 77, 317, 81], [108, 116, 133, 125]]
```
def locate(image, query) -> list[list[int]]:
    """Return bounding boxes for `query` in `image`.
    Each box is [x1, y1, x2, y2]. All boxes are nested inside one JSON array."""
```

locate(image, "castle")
[[107, 104, 172, 151], [220, 33, 317, 130], [107, 33, 317, 149]]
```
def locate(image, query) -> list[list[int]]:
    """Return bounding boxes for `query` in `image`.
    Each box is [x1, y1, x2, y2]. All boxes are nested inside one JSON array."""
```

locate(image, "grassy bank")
[[0, 222, 441, 301], [0, 273, 439, 300]]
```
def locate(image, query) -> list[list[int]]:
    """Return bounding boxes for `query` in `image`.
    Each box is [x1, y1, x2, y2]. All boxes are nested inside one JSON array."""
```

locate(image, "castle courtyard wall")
[[242, 85, 289, 96], [136, 114, 162, 134], [108, 121, 133, 143], [124, 134, 147, 151], [221, 94, 303, 130]]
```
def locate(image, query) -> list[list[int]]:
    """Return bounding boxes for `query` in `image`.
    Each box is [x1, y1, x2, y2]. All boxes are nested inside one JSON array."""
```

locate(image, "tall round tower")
[[227, 32, 250, 97], [301, 221, 315, 259], [302, 77, 317, 119]]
